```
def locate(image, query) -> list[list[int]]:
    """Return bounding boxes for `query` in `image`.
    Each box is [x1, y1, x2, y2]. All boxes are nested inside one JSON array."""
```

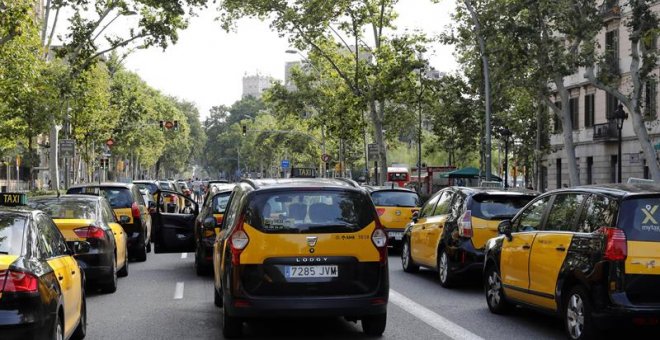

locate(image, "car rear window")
[[619, 196, 660, 242], [0, 215, 26, 255], [212, 193, 231, 214], [136, 183, 158, 194], [67, 187, 134, 209], [245, 190, 376, 234], [159, 182, 173, 190], [371, 190, 419, 207], [470, 194, 535, 220], [30, 200, 97, 220]]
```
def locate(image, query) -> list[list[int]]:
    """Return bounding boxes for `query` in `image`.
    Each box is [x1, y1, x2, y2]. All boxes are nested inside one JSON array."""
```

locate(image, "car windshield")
[[136, 183, 158, 194], [159, 182, 173, 190], [471, 194, 535, 220], [371, 191, 419, 207], [212, 193, 231, 214], [0, 215, 26, 255], [245, 190, 375, 234], [619, 196, 660, 242], [67, 187, 134, 209], [30, 199, 98, 220]]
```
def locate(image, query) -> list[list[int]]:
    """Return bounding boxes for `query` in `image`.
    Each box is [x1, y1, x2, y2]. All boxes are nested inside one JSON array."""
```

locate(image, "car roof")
[[31, 194, 104, 202], [455, 186, 539, 196], [0, 207, 36, 216], [365, 186, 417, 193], [552, 183, 660, 198], [242, 178, 361, 191], [69, 182, 134, 189]]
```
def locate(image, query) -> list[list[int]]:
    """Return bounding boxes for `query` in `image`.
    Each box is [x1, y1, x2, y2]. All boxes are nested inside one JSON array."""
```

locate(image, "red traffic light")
[[164, 121, 174, 130], [106, 138, 114, 147]]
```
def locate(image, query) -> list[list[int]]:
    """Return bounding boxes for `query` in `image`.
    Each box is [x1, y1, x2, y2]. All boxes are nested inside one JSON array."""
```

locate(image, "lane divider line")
[[181, 253, 188, 259], [174, 282, 184, 300], [389, 289, 484, 340]]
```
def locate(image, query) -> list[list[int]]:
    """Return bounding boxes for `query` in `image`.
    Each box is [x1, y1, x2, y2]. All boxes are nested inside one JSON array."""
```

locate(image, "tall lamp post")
[[500, 128, 512, 188], [611, 104, 628, 183]]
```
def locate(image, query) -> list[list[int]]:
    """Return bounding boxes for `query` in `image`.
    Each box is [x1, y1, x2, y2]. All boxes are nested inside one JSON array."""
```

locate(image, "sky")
[[121, 0, 458, 120]]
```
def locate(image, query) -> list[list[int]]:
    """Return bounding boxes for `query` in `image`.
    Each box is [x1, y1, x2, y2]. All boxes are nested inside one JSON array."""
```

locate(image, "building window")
[[587, 157, 593, 184], [584, 94, 595, 127], [605, 29, 619, 73], [644, 159, 650, 179], [611, 155, 617, 183], [606, 92, 618, 119], [556, 158, 562, 189], [644, 80, 657, 120], [553, 101, 562, 133], [569, 97, 579, 129]]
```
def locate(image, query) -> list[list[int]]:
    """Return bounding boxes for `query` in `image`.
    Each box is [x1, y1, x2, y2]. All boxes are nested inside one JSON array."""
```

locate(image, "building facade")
[[543, 0, 660, 189], [242, 73, 274, 98]]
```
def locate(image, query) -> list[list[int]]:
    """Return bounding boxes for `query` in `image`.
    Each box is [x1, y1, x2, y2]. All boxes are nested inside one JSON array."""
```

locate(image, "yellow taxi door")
[[527, 194, 583, 310], [421, 191, 454, 267], [409, 191, 443, 265], [109, 222, 127, 268]]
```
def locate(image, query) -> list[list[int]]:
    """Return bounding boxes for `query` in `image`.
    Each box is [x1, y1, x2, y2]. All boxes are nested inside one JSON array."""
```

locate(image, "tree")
[[0, 0, 34, 47]]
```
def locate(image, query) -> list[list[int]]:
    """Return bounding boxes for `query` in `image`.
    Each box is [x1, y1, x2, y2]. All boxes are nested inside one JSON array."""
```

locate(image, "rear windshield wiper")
[[488, 214, 514, 220]]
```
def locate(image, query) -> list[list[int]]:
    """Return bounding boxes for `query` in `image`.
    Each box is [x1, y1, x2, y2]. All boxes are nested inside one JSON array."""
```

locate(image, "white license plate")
[[285, 265, 338, 278], [388, 231, 403, 240]]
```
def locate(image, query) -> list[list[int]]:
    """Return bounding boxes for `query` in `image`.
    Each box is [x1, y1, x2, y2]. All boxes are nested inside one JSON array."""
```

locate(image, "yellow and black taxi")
[[401, 187, 536, 288], [67, 183, 151, 262], [210, 178, 389, 338], [483, 184, 660, 339], [0, 193, 88, 340], [29, 195, 129, 293], [366, 186, 420, 249], [194, 184, 235, 276]]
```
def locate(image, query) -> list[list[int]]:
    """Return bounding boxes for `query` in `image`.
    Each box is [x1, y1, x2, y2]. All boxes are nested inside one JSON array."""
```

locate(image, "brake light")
[[0, 270, 38, 293], [229, 214, 249, 265], [376, 208, 386, 216], [131, 202, 141, 219], [458, 210, 473, 238], [597, 227, 627, 261], [215, 216, 223, 225], [371, 219, 388, 264], [74, 226, 105, 239]]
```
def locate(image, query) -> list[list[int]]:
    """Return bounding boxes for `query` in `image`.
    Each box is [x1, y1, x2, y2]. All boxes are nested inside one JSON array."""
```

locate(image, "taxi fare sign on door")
[[1, 193, 28, 206]]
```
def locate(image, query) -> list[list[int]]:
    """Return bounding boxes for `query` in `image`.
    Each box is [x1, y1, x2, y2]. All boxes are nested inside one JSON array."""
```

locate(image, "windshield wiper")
[[489, 214, 514, 220]]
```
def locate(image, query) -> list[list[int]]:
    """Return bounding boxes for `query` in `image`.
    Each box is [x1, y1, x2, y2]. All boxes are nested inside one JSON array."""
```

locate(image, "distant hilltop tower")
[[242, 72, 275, 99]]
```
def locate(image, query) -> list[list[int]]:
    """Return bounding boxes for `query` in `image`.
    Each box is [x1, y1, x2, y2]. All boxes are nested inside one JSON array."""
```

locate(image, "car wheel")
[[146, 238, 152, 253], [438, 249, 455, 288], [214, 285, 223, 308], [195, 247, 209, 276], [52, 311, 64, 340], [100, 258, 118, 294], [401, 239, 419, 273], [361, 313, 387, 336], [117, 252, 129, 277], [564, 286, 596, 340], [222, 302, 243, 338], [71, 296, 86, 340], [484, 264, 511, 314], [134, 236, 148, 262]]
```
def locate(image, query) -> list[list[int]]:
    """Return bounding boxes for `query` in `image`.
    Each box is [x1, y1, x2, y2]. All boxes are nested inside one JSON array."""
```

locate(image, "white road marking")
[[389, 289, 484, 340], [174, 282, 184, 300], [181, 253, 188, 259]]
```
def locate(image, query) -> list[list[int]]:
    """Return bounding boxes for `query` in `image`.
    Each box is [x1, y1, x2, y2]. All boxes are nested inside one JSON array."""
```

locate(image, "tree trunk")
[[369, 100, 387, 185], [49, 123, 60, 192], [554, 76, 580, 186]]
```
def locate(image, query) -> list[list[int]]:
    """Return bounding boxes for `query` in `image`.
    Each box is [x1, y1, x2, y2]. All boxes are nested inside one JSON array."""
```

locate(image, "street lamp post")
[[500, 128, 512, 188], [611, 104, 628, 183]]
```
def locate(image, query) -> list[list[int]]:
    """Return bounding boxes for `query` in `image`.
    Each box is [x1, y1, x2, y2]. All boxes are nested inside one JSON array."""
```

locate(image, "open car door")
[[153, 190, 198, 253]]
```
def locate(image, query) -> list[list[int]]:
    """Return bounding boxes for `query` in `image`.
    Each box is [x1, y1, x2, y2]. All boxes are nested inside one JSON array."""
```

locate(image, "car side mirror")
[[412, 210, 419, 223], [203, 216, 217, 229], [118, 215, 131, 224], [67, 241, 91, 255], [498, 220, 513, 241]]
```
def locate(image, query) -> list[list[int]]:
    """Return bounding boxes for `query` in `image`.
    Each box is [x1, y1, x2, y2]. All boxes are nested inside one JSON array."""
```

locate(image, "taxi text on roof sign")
[[1, 192, 28, 206]]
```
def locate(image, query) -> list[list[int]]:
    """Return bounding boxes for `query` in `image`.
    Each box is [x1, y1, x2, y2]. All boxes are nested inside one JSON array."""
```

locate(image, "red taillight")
[[597, 227, 627, 261], [371, 220, 388, 264], [215, 216, 224, 225], [458, 210, 473, 238], [74, 225, 105, 239], [0, 270, 38, 293], [376, 208, 386, 216], [229, 214, 249, 265], [131, 202, 141, 219]]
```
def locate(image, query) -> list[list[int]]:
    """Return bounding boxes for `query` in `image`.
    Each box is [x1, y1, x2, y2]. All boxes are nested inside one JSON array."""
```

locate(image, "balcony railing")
[[600, 0, 621, 22], [593, 121, 618, 141]]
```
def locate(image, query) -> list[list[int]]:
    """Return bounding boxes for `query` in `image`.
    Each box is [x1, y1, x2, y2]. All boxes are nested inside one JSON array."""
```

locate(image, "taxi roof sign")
[[1, 193, 28, 206]]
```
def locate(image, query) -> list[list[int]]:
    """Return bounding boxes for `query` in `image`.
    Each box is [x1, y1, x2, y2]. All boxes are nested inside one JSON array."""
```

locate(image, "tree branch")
[[329, 26, 352, 52], [80, 33, 147, 70], [44, 6, 60, 58], [584, 66, 632, 108]]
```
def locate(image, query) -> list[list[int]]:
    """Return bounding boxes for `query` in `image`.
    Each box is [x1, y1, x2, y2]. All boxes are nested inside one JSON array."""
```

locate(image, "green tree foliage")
[[0, 0, 34, 47]]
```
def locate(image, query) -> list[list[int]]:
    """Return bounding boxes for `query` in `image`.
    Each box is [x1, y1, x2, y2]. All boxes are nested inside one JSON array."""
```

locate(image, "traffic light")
[[173, 120, 179, 131], [159, 121, 164, 130], [242, 125, 247, 136]]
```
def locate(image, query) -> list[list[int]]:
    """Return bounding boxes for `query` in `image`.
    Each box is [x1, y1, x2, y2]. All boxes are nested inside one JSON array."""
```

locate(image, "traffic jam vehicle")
[[366, 186, 420, 249], [0, 193, 88, 340], [484, 184, 660, 340], [29, 195, 129, 293], [194, 184, 235, 275], [401, 187, 536, 287], [203, 178, 389, 338], [67, 183, 152, 262]]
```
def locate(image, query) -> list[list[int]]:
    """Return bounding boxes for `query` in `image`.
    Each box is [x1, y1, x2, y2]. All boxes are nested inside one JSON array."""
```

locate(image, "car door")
[[424, 190, 454, 268], [153, 190, 199, 253], [103, 200, 127, 270], [500, 196, 550, 301], [214, 189, 241, 286], [410, 191, 442, 264], [527, 193, 585, 310]]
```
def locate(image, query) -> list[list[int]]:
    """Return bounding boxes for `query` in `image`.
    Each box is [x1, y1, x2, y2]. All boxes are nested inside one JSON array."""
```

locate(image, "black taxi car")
[[0, 193, 88, 340], [194, 184, 235, 275], [401, 186, 536, 287], [210, 179, 389, 338], [483, 184, 660, 340]]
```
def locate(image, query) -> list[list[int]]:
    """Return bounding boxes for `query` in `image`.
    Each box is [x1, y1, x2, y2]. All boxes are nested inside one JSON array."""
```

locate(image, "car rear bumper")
[[446, 239, 484, 275], [76, 252, 114, 281], [0, 299, 53, 339], [593, 305, 660, 328], [124, 221, 145, 251], [225, 295, 388, 318]]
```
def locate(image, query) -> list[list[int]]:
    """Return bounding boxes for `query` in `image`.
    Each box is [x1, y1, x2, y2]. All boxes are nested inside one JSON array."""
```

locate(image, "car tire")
[[438, 249, 455, 288], [52, 311, 64, 340], [134, 236, 148, 262], [195, 248, 210, 276], [146, 239, 152, 253], [564, 286, 597, 340], [71, 296, 86, 340], [361, 313, 387, 336], [222, 302, 243, 338], [117, 252, 129, 277], [214, 286, 223, 308], [100, 258, 118, 294], [401, 239, 419, 273], [484, 264, 511, 314]]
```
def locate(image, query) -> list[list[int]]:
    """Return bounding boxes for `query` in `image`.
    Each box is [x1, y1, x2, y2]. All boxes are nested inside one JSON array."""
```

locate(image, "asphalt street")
[[84, 252, 658, 339]]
